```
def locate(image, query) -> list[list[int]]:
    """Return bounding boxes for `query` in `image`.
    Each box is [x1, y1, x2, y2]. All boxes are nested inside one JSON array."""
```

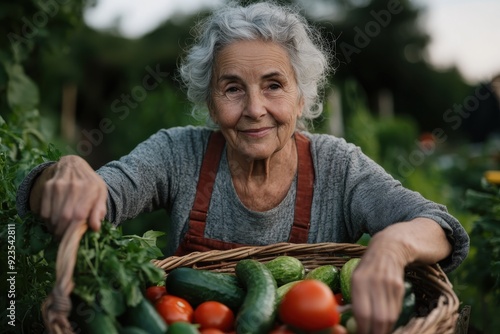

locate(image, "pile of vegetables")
[[119, 255, 416, 334]]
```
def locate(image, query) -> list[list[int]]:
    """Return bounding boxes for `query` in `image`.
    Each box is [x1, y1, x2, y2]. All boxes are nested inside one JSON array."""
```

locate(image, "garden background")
[[1, 0, 499, 333]]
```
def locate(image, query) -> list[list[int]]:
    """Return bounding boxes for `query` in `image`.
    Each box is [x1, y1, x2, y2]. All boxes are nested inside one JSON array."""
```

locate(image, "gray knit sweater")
[[16, 126, 469, 272]]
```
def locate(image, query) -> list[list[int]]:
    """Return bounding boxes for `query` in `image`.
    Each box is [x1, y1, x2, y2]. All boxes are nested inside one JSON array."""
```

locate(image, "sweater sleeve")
[[343, 145, 469, 273], [96, 126, 209, 224], [16, 161, 56, 218]]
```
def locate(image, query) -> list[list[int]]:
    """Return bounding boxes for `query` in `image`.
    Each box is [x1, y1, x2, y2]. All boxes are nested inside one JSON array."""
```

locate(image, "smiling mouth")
[[240, 127, 273, 137]]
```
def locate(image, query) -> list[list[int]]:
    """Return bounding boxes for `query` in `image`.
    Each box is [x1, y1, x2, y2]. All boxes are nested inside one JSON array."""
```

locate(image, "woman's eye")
[[269, 83, 281, 90], [224, 87, 244, 100]]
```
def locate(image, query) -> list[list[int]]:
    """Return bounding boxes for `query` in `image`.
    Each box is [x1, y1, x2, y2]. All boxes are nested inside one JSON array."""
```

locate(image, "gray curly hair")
[[179, 1, 332, 130]]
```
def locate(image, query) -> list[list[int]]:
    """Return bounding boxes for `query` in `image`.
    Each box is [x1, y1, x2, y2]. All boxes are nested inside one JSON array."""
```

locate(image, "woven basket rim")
[[154, 242, 460, 334]]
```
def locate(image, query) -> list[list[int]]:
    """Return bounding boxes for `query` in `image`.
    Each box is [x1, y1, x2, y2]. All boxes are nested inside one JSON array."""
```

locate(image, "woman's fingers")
[[35, 155, 107, 237], [351, 250, 405, 334], [89, 186, 108, 232]]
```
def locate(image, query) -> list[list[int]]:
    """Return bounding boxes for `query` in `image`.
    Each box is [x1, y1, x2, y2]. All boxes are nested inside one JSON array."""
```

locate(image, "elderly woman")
[[18, 2, 469, 334]]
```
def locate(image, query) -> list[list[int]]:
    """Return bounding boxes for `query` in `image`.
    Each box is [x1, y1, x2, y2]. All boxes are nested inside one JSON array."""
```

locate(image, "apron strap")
[[288, 132, 314, 243], [187, 131, 226, 238]]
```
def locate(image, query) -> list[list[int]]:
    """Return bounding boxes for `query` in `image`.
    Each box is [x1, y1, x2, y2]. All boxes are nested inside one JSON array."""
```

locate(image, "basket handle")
[[42, 220, 88, 334]]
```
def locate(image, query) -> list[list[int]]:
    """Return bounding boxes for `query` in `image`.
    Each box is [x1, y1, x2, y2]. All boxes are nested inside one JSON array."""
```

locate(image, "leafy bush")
[[458, 179, 500, 332], [0, 111, 60, 333]]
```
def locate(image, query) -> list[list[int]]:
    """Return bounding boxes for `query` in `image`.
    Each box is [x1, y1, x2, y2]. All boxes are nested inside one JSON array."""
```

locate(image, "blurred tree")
[[313, 0, 472, 133], [33, 12, 202, 168]]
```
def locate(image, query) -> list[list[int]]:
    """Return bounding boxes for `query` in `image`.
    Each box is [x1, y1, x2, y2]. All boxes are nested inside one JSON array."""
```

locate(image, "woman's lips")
[[240, 127, 273, 138]]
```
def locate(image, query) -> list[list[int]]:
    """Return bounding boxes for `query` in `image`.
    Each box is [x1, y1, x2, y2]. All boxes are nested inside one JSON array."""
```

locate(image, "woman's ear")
[[298, 95, 305, 117]]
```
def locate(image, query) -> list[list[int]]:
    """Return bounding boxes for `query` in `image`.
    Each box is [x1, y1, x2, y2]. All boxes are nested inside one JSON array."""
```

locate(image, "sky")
[[83, 0, 500, 85]]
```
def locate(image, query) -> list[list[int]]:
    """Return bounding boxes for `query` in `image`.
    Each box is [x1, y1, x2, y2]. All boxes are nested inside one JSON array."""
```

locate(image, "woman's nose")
[[243, 89, 267, 119]]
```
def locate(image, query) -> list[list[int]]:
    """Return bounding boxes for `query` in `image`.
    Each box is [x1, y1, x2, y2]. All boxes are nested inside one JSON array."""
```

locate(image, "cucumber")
[[235, 259, 278, 334], [305, 265, 340, 292], [265, 256, 305, 286], [166, 267, 245, 311], [393, 281, 416, 329], [86, 311, 119, 334], [345, 316, 358, 334], [119, 297, 167, 334], [166, 321, 200, 334], [276, 280, 302, 304], [119, 327, 150, 334], [340, 258, 360, 303], [69, 294, 119, 334]]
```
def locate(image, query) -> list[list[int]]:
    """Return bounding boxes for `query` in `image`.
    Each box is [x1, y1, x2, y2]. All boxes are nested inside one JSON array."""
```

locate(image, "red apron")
[[174, 131, 315, 256]]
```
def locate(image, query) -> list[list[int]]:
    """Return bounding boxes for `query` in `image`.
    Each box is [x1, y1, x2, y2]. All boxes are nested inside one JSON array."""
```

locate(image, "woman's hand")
[[350, 238, 407, 334], [350, 219, 452, 334], [29, 155, 108, 238]]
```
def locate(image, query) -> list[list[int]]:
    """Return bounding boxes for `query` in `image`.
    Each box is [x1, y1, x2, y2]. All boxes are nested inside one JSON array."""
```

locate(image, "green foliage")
[[458, 180, 500, 332], [0, 112, 60, 333], [1, 2, 167, 332], [343, 79, 381, 161], [342, 79, 419, 175], [73, 222, 165, 316], [0, 112, 165, 331]]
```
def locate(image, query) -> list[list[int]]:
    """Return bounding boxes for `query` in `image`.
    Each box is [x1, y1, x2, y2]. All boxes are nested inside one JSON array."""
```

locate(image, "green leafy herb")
[[72, 221, 165, 317]]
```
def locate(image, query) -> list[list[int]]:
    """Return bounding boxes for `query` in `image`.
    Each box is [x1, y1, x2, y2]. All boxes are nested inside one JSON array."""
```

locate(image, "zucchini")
[[305, 265, 340, 292], [119, 297, 167, 334], [166, 267, 245, 310], [235, 259, 278, 334], [265, 256, 305, 286]]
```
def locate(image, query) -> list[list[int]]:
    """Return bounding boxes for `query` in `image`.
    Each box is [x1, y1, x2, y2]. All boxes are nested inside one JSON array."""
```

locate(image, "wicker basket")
[[154, 242, 460, 334], [42, 222, 459, 334]]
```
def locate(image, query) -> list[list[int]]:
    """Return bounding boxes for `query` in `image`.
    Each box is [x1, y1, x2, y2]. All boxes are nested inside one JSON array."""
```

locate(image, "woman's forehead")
[[213, 40, 295, 81]]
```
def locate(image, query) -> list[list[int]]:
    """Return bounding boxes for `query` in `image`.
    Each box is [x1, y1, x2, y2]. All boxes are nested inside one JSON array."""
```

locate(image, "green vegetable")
[[119, 327, 150, 334], [340, 309, 353, 327], [119, 297, 167, 334], [166, 267, 245, 310], [393, 281, 416, 329], [340, 258, 361, 303], [86, 311, 120, 334], [235, 259, 278, 334], [166, 321, 200, 334], [345, 316, 357, 334], [276, 280, 302, 304], [265, 256, 305, 286], [72, 223, 165, 315], [305, 265, 340, 292], [70, 295, 119, 334]]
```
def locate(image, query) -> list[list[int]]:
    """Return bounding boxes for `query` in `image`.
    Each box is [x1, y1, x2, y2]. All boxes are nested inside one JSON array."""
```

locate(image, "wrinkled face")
[[209, 40, 304, 160]]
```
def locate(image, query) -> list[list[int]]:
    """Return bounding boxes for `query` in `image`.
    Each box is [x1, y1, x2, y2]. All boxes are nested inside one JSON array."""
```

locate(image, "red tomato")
[[145, 285, 167, 303], [155, 295, 194, 324], [199, 329, 225, 334], [279, 280, 340, 331], [193, 301, 235, 331], [334, 292, 345, 306]]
